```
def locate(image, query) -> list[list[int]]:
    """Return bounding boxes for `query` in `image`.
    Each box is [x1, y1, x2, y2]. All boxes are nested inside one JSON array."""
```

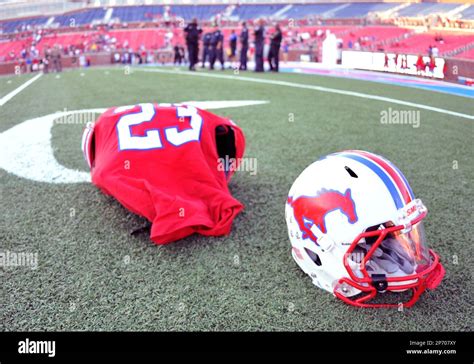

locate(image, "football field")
[[1, 66, 473, 331]]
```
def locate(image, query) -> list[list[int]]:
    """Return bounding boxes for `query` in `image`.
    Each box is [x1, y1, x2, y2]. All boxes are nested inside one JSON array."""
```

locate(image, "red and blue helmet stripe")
[[336, 150, 415, 210]]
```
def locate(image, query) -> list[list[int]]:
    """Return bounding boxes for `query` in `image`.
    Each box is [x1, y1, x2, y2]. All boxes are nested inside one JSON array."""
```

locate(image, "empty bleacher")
[[110, 5, 163, 23], [281, 4, 342, 19], [1, 16, 50, 33], [0, 39, 25, 59], [170, 5, 228, 21], [230, 4, 286, 20], [396, 3, 460, 17], [340, 26, 412, 47], [385, 33, 474, 54], [332, 3, 401, 18], [53, 8, 106, 27], [39, 33, 90, 49], [460, 5, 474, 20], [108, 28, 170, 49], [455, 47, 474, 59]]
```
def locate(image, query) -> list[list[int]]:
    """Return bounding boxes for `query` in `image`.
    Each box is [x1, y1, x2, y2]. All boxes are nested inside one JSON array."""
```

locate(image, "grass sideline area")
[[0, 66, 472, 331]]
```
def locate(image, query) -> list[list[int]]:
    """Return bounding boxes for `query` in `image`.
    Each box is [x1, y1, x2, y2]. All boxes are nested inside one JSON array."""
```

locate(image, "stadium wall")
[[444, 57, 474, 82]]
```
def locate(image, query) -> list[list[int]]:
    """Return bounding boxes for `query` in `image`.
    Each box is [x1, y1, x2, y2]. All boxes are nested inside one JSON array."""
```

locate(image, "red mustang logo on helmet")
[[287, 188, 358, 243]]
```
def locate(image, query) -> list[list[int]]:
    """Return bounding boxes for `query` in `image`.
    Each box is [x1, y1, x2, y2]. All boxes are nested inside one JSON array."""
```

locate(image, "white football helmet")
[[285, 150, 445, 308]]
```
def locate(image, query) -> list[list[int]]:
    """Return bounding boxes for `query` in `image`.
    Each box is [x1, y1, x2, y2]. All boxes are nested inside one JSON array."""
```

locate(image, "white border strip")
[[137, 68, 474, 120], [0, 73, 42, 107]]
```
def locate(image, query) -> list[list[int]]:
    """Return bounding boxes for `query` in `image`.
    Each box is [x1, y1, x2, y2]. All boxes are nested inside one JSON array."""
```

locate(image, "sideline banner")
[[342, 50, 446, 79]]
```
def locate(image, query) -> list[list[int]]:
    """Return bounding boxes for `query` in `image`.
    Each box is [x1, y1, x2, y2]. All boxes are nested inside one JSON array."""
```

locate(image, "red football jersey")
[[81, 103, 245, 244]]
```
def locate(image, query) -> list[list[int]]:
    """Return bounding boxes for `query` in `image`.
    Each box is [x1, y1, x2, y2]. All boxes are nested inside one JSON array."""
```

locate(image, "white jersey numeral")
[[165, 106, 203, 146], [116, 103, 161, 150], [116, 104, 202, 151]]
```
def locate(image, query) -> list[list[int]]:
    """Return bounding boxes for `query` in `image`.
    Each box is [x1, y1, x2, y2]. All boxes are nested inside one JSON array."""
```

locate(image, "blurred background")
[[1, 0, 473, 83]]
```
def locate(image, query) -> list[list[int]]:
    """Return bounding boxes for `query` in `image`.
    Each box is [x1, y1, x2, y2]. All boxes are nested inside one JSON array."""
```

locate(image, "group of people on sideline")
[[183, 18, 282, 72]]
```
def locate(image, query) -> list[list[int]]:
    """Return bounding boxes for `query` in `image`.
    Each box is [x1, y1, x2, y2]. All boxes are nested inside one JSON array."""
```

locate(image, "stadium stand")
[[52, 8, 107, 27], [340, 26, 413, 48], [0, 39, 23, 58], [230, 4, 287, 20], [1, 2, 474, 72], [108, 28, 169, 49], [1, 16, 50, 34], [280, 4, 344, 19], [460, 5, 474, 20], [2, 3, 474, 35], [39, 33, 90, 49], [331, 2, 401, 18], [396, 2, 461, 17], [385, 33, 474, 54], [170, 5, 228, 21], [110, 5, 164, 23], [455, 47, 474, 59]]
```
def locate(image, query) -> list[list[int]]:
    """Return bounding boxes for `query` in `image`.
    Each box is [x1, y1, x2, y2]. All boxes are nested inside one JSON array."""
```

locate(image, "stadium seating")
[[230, 4, 286, 20], [110, 5, 163, 23], [170, 5, 227, 21], [2, 3, 474, 35], [340, 26, 412, 47], [396, 3, 460, 17], [455, 47, 474, 59], [2, 25, 473, 60], [0, 39, 25, 59], [1, 3, 474, 64], [332, 3, 400, 18], [108, 29, 169, 50], [1, 16, 50, 34], [0, 28, 185, 58], [281, 4, 343, 19], [110, 5, 228, 23], [53, 8, 106, 27], [385, 33, 474, 54], [460, 5, 474, 20]]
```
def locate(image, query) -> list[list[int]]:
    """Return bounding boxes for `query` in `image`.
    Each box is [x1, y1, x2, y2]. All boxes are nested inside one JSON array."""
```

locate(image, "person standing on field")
[[184, 18, 202, 71], [239, 21, 249, 71], [268, 24, 282, 72], [254, 19, 265, 72]]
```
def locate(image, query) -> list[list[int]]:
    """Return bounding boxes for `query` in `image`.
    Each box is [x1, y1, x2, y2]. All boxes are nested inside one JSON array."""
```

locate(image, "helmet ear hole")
[[344, 166, 358, 178], [305, 248, 322, 266]]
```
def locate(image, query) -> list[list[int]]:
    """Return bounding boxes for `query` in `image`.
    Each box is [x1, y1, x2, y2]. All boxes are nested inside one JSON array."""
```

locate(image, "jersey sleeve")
[[148, 183, 243, 244]]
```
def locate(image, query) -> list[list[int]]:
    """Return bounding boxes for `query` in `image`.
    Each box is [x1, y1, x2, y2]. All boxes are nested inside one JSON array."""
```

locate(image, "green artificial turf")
[[0, 66, 473, 331]]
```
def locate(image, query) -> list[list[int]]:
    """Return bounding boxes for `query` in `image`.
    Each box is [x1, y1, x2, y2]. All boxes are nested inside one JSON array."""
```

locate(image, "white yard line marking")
[[0, 73, 42, 107], [138, 68, 474, 120]]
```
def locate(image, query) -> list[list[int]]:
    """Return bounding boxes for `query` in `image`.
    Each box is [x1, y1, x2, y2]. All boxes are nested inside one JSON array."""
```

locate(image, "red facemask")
[[334, 211, 445, 308]]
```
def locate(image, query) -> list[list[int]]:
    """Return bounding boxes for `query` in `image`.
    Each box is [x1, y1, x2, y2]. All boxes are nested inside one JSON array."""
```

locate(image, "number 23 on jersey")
[[116, 103, 203, 151]]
